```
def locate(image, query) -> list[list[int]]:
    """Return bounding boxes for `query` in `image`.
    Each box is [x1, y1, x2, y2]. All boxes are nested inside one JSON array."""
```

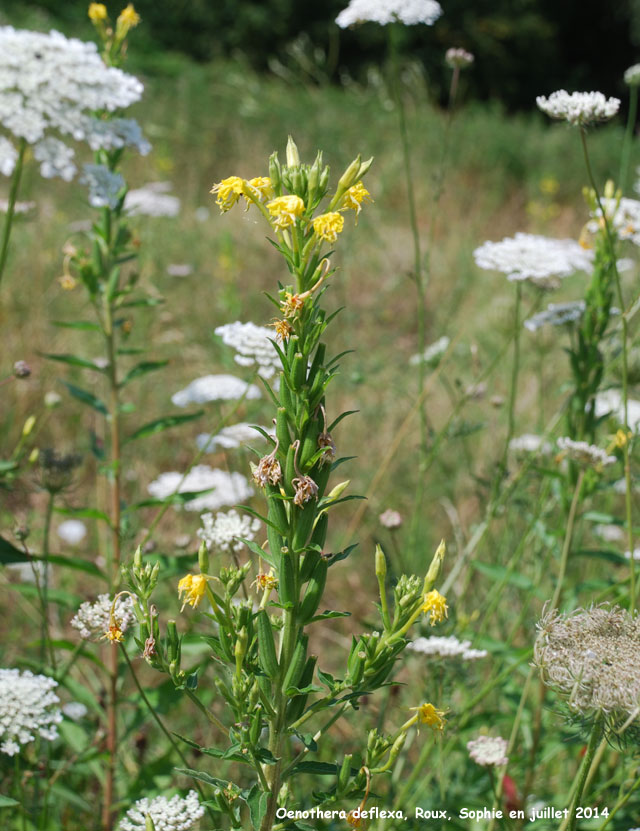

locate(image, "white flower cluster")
[[70, 593, 136, 641], [593, 389, 640, 432], [196, 422, 269, 452], [409, 335, 450, 366], [215, 321, 281, 380], [0, 26, 147, 179], [379, 508, 403, 528], [119, 790, 204, 831], [524, 301, 585, 332], [172, 374, 261, 408], [536, 90, 620, 127], [336, 0, 443, 27], [408, 635, 487, 660], [625, 64, 640, 86], [593, 524, 624, 543], [125, 182, 181, 217], [57, 519, 87, 545], [81, 164, 125, 210], [591, 196, 640, 247], [62, 701, 88, 721], [0, 669, 62, 755], [147, 465, 254, 513], [0, 136, 17, 176], [473, 233, 592, 288], [0, 198, 35, 214], [508, 434, 552, 455], [467, 735, 508, 767], [198, 509, 261, 554], [556, 437, 616, 469], [445, 48, 474, 69]]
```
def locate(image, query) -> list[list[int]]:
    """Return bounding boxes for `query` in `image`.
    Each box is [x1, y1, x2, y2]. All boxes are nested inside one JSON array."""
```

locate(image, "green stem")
[[580, 128, 635, 612], [598, 763, 640, 829], [550, 469, 585, 612], [41, 491, 56, 669], [619, 85, 638, 194], [502, 282, 522, 473], [0, 138, 26, 289], [560, 714, 605, 831]]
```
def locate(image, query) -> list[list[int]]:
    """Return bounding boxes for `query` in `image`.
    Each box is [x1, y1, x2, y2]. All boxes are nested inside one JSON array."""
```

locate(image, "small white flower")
[[198, 509, 261, 554], [81, 163, 125, 210], [508, 434, 552, 455], [0, 669, 62, 755], [85, 118, 150, 155], [171, 374, 261, 407], [215, 321, 281, 380], [33, 137, 76, 181], [474, 233, 592, 288], [0, 136, 18, 176], [166, 263, 193, 277], [593, 389, 640, 432], [556, 437, 617, 469], [536, 90, 620, 127], [57, 519, 87, 546], [593, 524, 625, 543], [336, 0, 442, 27], [590, 196, 640, 246], [445, 48, 474, 69], [71, 593, 135, 641], [624, 548, 640, 562], [5, 560, 45, 583], [62, 702, 88, 720], [379, 509, 403, 528], [467, 735, 508, 767], [524, 301, 586, 332], [118, 790, 204, 831], [196, 422, 270, 451], [624, 64, 640, 86], [125, 182, 180, 217], [409, 635, 487, 660], [147, 465, 254, 513], [0, 198, 35, 214], [409, 335, 450, 366]]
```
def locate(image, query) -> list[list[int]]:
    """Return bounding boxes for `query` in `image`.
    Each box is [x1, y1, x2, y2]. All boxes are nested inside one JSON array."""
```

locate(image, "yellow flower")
[[421, 589, 448, 625], [246, 176, 273, 202], [411, 702, 446, 731], [252, 571, 279, 592], [346, 811, 363, 828], [210, 176, 246, 212], [178, 574, 208, 611], [313, 212, 344, 243], [58, 274, 77, 291], [102, 622, 124, 643], [281, 291, 306, 318], [270, 318, 293, 342], [342, 181, 373, 215], [117, 3, 140, 27], [267, 194, 305, 229], [88, 3, 108, 22], [610, 428, 632, 451]]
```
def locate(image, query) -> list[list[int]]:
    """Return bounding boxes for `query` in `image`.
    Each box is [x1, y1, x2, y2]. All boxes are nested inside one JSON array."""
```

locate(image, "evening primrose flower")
[[117, 4, 141, 28], [341, 181, 372, 215], [211, 176, 245, 212], [411, 702, 447, 730], [313, 211, 344, 242], [422, 589, 448, 625], [178, 574, 208, 611], [267, 194, 305, 228], [246, 176, 273, 201], [88, 3, 108, 22]]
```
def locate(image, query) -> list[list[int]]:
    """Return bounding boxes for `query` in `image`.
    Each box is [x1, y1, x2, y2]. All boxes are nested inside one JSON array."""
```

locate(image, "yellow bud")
[[375, 544, 387, 580], [326, 480, 350, 501], [337, 155, 362, 192], [286, 135, 301, 168], [22, 415, 36, 437], [423, 539, 446, 593], [29, 448, 39, 464]]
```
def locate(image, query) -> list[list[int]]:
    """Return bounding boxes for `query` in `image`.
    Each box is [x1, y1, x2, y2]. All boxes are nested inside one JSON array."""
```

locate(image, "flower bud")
[[375, 544, 387, 580], [286, 135, 301, 168], [13, 361, 31, 379], [145, 814, 157, 831], [198, 540, 209, 574], [22, 416, 36, 437], [356, 156, 374, 180], [423, 539, 446, 593], [338, 155, 362, 192], [133, 545, 143, 572], [269, 152, 282, 196], [326, 480, 350, 501]]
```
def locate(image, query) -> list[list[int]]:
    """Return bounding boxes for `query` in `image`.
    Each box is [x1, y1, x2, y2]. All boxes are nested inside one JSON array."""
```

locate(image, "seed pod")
[[269, 151, 282, 195], [299, 419, 321, 467], [279, 372, 294, 411], [310, 512, 328, 549], [267, 483, 288, 529], [287, 334, 300, 364], [347, 637, 366, 676], [350, 650, 366, 687], [278, 548, 296, 609], [284, 444, 297, 495], [198, 540, 209, 574], [285, 654, 317, 723], [256, 610, 279, 679], [249, 709, 262, 745], [292, 500, 317, 552], [300, 549, 321, 583], [298, 558, 328, 623], [282, 634, 308, 692], [338, 754, 353, 792], [166, 620, 180, 664], [275, 408, 291, 451], [292, 352, 307, 390]]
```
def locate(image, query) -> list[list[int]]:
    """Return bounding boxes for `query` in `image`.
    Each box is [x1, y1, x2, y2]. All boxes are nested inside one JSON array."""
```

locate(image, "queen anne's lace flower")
[[197, 509, 261, 554], [0, 136, 17, 175], [32, 137, 76, 180], [474, 233, 593, 288], [147, 466, 254, 513], [118, 790, 204, 831], [445, 48, 474, 69], [196, 422, 269, 452], [0, 26, 147, 179], [171, 374, 261, 407], [124, 182, 180, 217], [0, 669, 62, 755], [593, 389, 640, 432], [71, 593, 135, 641], [336, 0, 442, 27], [534, 605, 640, 728], [85, 118, 151, 155], [536, 90, 620, 127], [467, 735, 508, 767], [81, 164, 125, 209], [556, 437, 616, 469], [524, 301, 586, 332], [408, 635, 487, 660], [215, 321, 281, 380]]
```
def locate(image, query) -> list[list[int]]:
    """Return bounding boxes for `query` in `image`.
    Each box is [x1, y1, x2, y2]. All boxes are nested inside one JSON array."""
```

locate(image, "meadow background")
[[2, 1, 640, 830]]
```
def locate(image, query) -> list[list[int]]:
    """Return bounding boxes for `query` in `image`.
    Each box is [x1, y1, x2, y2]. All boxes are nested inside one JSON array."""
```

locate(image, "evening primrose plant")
[[125, 138, 449, 831]]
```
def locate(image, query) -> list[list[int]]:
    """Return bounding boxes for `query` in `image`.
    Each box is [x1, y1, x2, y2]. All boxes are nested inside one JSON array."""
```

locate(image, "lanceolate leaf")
[[125, 410, 204, 442], [43, 353, 105, 372], [120, 360, 169, 387], [61, 381, 108, 415]]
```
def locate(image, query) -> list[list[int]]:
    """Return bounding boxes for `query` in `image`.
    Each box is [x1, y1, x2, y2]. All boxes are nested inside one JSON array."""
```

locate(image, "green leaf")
[[54, 506, 110, 522], [0, 535, 28, 564], [45, 555, 107, 580], [51, 320, 100, 332], [472, 561, 533, 590], [240, 537, 275, 568], [0, 796, 19, 808], [125, 410, 203, 442], [328, 409, 358, 432], [174, 768, 230, 789], [62, 381, 108, 415], [247, 785, 268, 830], [284, 761, 340, 779], [43, 353, 105, 372], [309, 610, 351, 623], [575, 548, 627, 564], [120, 297, 164, 308], [120, 360, 169, 387]]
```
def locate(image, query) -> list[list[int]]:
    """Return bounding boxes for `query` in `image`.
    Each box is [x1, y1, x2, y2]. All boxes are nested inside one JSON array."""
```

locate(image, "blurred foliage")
[[0, 0, 637, 109]]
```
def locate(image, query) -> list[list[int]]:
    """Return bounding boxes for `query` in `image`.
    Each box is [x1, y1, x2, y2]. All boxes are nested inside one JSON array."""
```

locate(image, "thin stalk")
[[559, 714, 605, 831], [619, 84, 638, 194], [598, 763, 640, 829], [0, 137, 26, 288], [550, 469, 585, 612], [580, 128, 635, 612], [40, 491, 56, 669], [501, 282, 522, 475]]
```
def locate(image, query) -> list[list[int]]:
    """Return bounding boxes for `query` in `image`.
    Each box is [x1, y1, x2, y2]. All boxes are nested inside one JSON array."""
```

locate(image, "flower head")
[[215, 321, 281, 380], [0, 669, 62, 756], [270, 318, 293, 342], [211, 176, 245, 212], [536, 90, 620, 128], [292, 474, 319, 507], [421, 589, 448, 625], [408, 635, 487, 660], [445, 47, 474, 69], [412, 702, 447, 730], [118, 790, 204, 831], [524, 301, 586, 332], [147, 465, 254, 513], [71, 593, 135, 640], [467, 735, 508, 767], [246, 176, 273, 201], [281, 291, 306, 318], [336, 0, 443, 27], [313, 211, 344, 243], [117, 4, 141, 29], [253, 449, 282, 488], [88, 3, 108, 22], [178, 574, 208, 611], [103, 622, 124, 643], [267, 194, 305, 228], [197, 509, 261, 554], [556, 437, 617, 470], [253, 571, 279, 592], [341, 181, 373, 216], [625, 64, 640, 87], [379, 508, 403, 529]]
